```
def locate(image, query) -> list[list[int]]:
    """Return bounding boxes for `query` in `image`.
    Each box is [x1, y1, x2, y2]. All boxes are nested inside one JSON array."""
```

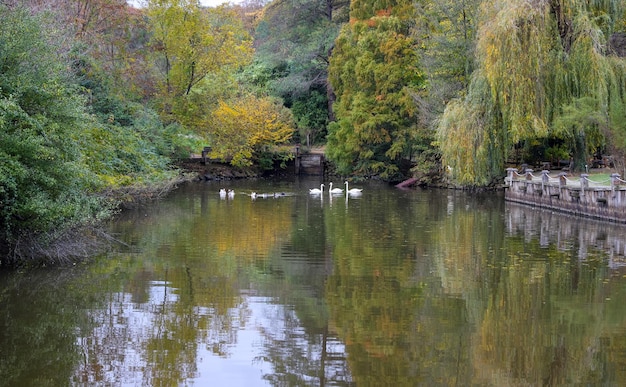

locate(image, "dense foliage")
[[248, 0, 349, 146], [208, 94, 294, 168], [0, 4, 180, 263], [327, 0, 426, 180], [437, 0, 626, 185], [146, 0, 254, 125], [0, 7, 106, 251]]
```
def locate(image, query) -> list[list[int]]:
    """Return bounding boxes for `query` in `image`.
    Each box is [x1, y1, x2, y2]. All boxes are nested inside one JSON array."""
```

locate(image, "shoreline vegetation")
[[0, 160, 283, 268], [0, 172, 192, 268], [0, 157, 340, 267], [2, 156, 621, 268]]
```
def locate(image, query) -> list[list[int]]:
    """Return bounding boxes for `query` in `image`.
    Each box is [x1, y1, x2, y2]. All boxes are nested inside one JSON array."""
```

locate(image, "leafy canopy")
[[0, 6, 105, 242], [437, 0, 626, 185], [248, 0, 349, 146], [147, 0, 253, 122]]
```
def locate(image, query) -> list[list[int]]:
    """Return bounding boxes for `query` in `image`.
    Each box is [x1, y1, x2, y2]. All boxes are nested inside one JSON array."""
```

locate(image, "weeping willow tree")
[[437, 0, 626, 186]]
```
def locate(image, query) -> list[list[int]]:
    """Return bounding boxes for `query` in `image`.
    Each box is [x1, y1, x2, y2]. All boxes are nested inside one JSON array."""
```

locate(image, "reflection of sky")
[[194, 305, 273, 386], [194, 297, 275, 386], [75, 283, 349, 386]]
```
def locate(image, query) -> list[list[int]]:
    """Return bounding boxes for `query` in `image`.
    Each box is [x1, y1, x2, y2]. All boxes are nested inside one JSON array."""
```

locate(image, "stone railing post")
[[580, 173, 589, 195], [541, 170, 549, 192], [611, 173, 621, 190], [611, 173, 622, 204], [558, 172, 567, 188], [201, 146, 211, 165], [506, 168, 517, 185]]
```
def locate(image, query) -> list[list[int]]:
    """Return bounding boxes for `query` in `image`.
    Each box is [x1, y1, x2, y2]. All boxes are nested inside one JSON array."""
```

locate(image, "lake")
[[2, 177, 626, 386]]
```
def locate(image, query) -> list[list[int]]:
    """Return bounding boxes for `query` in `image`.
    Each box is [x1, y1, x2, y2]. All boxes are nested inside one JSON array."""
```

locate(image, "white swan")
[[344, 181, 363, 195], [309, 184, 324, 194], [227, 189, 235, 198], [328, 182, 344, 194], [251, 192, 257, 199]]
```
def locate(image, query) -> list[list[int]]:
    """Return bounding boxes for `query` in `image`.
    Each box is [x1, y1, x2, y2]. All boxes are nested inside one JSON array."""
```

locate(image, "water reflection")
[[2, 182, 626, 385], [506, 203, 626, 268]]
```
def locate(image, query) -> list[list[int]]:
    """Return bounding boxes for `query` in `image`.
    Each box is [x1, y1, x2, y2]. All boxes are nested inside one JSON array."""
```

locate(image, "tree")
[[3, 0, 145, 98], [415, 0, 481, 121], [248, 0, 349, 145], [437, 0, 626, 186], [207, 94, 294, 168], [0, 6, 106, 252], [147, 0, 253, 122], [327, 0, 425, 180], [290, 90, 329, 147]]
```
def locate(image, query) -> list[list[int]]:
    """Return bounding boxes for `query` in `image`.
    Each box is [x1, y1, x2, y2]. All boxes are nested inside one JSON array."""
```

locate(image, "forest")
[[1, 0, 626, 263]]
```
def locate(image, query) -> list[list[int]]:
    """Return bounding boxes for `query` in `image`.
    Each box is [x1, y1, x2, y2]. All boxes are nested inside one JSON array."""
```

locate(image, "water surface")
[[2, 178, 626, 386]]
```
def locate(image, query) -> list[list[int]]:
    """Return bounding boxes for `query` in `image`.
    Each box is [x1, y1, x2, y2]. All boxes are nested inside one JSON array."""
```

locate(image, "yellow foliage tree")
[[147, 0, 253, 121], [208, 95, 294, 167]]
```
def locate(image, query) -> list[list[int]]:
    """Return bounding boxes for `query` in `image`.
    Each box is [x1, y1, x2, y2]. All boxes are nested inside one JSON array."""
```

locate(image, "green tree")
[[327, 0, 425, 180], [415, 0, 481, 120], [0, 6, 106, 255], [7, 0, 145, 99], [69, 45, 192, 186], [147, 0, 253, 124], [248, 0, 349, 145]]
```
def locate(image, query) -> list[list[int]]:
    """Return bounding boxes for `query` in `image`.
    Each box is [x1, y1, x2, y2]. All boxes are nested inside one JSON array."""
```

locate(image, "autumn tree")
[[0, 2, 192, 264], [3, 0, 146, 98], [326, 0, 425, 180], [437, 0, 626, 185], [208, 94, 294, 168], [147, 0, 253, 125]]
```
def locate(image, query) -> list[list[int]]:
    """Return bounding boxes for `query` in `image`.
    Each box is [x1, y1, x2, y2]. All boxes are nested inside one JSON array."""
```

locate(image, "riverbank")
[[177, 160, 262, 180], [0, 171, 192, 268]]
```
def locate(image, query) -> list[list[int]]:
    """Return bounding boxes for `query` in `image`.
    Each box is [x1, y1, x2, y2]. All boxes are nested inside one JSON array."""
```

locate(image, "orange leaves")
[[375, 8, 392, 17], [351, 7, 392, 27]]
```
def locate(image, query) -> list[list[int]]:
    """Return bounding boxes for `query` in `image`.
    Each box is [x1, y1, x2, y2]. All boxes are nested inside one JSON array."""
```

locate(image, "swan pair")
[[219, 188, 235, 198]]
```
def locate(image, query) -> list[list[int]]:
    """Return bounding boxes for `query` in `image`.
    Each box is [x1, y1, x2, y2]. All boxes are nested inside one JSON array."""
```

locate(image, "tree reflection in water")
[[2, 182, 626, 385]]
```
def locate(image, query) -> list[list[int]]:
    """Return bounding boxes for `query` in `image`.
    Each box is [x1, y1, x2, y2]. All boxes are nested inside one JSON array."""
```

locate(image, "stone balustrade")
[[505, 168, 626, 223]]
